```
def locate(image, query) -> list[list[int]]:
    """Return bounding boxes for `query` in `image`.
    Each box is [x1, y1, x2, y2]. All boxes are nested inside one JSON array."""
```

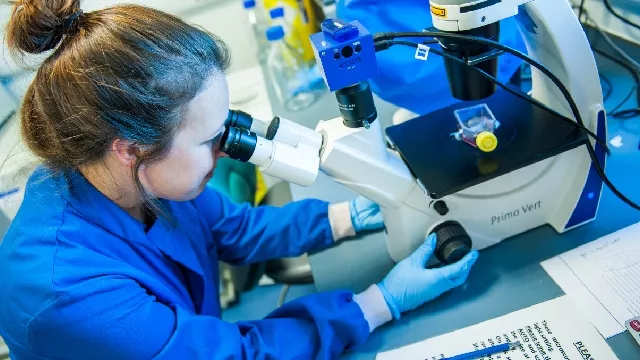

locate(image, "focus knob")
[[433, 200, 449, 216], [431, 220, 472, 265]]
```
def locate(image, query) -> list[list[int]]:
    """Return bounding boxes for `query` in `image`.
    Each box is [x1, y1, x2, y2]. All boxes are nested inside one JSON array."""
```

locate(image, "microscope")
[[221, 0, 607, 291]]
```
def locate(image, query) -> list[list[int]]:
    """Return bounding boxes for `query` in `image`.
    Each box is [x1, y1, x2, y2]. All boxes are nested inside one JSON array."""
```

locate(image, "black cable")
[[0, 110, 15, 134], [374, 31, 640, 211], [612, 84, 638, 114], [576, 7, 640, 117], [610, 107, 640, 118], [375, 40, 610, 153], [610, 85, 639, 116], [374, 33, 594, 136], [600, 74, 613, 102], [590, 47, 640, 114], [578, 0, 587, 22], [602, 0, 640, 32]]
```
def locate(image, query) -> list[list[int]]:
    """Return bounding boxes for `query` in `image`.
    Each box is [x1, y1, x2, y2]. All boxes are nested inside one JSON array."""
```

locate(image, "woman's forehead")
[[182, 74, 229, 136]]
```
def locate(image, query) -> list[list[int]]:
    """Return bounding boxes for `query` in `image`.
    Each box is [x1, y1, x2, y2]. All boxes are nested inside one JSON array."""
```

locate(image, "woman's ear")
[[111, 138, 139, 168]]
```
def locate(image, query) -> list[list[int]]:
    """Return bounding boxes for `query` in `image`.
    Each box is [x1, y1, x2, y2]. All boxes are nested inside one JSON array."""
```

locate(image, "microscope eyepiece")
[[226, 109, 254, 130], [220, 126, 258, 162]]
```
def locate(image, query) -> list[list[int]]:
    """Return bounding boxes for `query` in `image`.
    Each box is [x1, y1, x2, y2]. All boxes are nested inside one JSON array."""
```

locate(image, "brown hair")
[[5, 0, 231, 217]]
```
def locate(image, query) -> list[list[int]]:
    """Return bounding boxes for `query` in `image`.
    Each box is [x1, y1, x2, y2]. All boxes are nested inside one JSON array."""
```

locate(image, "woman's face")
[[139, 73, 230, 201]]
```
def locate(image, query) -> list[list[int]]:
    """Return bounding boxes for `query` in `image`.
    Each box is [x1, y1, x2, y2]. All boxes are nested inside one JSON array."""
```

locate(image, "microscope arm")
[[226, 110, 416, 210], [314, 117, 417, 210]]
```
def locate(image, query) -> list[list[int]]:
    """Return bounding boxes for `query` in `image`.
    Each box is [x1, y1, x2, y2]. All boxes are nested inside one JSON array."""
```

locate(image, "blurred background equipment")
[[572, 0, 640, 120], [242, 0, 270, 59]]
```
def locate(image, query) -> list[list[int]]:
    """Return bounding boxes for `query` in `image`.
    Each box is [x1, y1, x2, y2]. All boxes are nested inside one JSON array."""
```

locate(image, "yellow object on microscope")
[[262, 0, 324, 65], [476, 131, 498, 152]]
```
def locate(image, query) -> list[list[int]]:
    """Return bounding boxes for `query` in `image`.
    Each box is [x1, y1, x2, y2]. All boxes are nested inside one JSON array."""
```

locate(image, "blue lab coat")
[[337, 0, 527, 115], [0, 167, 369, 359]]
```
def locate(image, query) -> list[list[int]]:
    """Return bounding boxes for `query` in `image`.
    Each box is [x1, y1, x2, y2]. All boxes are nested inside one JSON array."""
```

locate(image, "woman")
[[0, 1, 479, 359]]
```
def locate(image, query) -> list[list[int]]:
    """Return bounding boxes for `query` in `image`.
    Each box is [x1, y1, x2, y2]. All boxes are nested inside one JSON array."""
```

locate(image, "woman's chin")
[[168, 182, 210, 202]]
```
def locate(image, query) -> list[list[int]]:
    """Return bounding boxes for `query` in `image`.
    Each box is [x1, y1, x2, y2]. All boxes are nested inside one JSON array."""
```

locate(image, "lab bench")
[[222, 32, 640, 359]]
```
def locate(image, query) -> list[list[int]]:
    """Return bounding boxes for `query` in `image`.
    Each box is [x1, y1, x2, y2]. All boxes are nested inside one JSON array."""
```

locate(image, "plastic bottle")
[[269, 6, 304, 57], [266, 25, 318, 111], [269, 7, 287, 32], [263, 0, 324, 65], [269, 7, 327, 95], [243, 0, 270, 58]]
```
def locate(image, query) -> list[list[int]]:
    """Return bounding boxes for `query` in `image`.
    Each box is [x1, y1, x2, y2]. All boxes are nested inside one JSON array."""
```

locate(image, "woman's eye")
[[208, 133, 223, 147], [204, 126, 226, 147]]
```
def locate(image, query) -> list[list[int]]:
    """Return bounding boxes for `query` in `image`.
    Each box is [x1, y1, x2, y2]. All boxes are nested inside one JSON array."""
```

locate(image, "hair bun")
[[6, 0, 83, 55]]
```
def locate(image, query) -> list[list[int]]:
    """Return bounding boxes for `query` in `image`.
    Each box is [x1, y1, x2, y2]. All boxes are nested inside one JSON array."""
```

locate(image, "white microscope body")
[[230, 0, 605, 285], [315, 0, 606, 263]]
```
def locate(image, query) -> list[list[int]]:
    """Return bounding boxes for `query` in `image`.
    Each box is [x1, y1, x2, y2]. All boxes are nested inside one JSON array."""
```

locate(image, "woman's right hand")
[[377, 234, 479, 319]]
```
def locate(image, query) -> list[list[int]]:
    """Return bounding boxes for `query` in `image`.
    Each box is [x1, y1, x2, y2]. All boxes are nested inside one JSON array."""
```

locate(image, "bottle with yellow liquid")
[[262, 0, 325, 66]]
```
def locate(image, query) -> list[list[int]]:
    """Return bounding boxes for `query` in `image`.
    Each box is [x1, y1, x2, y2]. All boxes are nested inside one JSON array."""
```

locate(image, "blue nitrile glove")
[[349, 195, 384, 233], [377, 234, 479, 319]]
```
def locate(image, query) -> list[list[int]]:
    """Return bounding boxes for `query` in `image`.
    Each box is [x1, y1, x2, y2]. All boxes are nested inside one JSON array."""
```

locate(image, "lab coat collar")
[[61, 168, 148, 245], [147, 217, 205, 277], [59, 168, 205, 277], [148, 219, 207, 312]]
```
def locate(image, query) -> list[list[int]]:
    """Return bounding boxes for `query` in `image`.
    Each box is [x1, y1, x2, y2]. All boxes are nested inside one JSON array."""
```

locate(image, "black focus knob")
[[433, 200, 449, 216], [431, 220, 472, 265]]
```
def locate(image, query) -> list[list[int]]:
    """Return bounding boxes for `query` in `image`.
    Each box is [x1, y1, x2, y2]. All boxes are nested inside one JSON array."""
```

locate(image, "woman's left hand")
[[349, 196, 384, 233]]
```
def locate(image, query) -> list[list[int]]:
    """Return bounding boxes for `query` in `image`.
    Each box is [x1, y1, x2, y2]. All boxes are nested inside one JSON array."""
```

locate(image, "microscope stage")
[[385, 89, 589, 199]]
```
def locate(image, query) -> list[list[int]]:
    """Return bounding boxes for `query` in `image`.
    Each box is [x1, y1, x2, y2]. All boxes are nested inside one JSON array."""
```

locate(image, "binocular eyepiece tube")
[[222, 110, 323, 187], [226, 109, 270, 139]]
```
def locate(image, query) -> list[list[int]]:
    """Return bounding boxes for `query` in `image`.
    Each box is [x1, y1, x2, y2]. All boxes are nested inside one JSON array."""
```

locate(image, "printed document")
[[376, 296, 617, 360], [541, 222, 640, 338]]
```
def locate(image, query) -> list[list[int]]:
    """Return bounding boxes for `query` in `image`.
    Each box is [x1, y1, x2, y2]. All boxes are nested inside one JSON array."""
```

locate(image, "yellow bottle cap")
[[476, 131, 498, 152]]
